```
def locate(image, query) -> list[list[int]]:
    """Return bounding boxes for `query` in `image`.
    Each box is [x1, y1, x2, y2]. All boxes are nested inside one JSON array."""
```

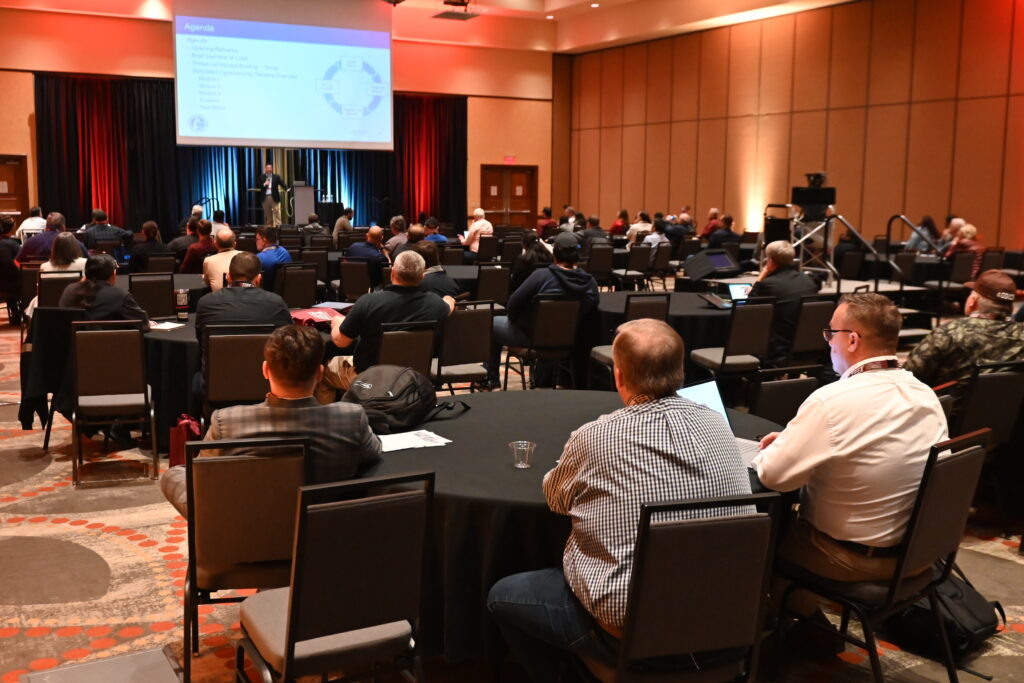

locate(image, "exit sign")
[[503, 156, 516, 165]]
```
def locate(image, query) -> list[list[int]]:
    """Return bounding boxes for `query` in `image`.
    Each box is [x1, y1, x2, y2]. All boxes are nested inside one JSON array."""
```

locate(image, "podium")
[[294, 186, 317, 224]]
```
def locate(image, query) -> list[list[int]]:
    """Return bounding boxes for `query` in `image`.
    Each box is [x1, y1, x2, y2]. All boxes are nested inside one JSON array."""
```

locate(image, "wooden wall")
[[566, 0, 1024, 247]]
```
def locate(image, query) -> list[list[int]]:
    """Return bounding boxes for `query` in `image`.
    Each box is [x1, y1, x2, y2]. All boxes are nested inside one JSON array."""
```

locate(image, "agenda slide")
[[174, 15, 392, 150]]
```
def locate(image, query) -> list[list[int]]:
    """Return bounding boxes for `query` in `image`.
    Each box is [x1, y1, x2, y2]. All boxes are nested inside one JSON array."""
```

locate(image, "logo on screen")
[[188, 115, 208, 133]]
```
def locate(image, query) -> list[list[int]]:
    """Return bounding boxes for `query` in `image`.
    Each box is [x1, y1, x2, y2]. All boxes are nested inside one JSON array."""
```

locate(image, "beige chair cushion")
[[590, 345, 613, 365], [690, 348, 760, 372], [241, 588, 412, 678], [923, 281, 966, 290], [78, 393, 147, 417], [196, 560, 292, 592], [430, 359, 488, 383], [611, 269, 644, 278]]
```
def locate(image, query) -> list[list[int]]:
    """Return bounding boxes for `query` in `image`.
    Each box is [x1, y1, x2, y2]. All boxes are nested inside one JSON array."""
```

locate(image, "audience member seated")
[[322, 251, 455, 396], [160, 325, 382, 517], [194, 251, 292, 393], [301, 212, 324, 234], [640, 218, 670, 263], [383, 215, 408, 255], [752, 293, 947, 643], [58, 254, 149, 325], [665, 211, 695, 244], [423, 217, 448, 244], [392, 225, 424, 258], [23, 233, 89, 319], [176, 204, 203, 233], [0, 218, 20, 323], [484, 233, 599, 389], [168, 218, 199, 263], [748, 240, 820, 366], [905, 215, 940, 253], [179, 219, 217, 274], [699, 207, 724, 239], [579, 215, 609, 250], [904, 270, 1024, 406], [832, 228, 862, 270], [558, 206, 579, 230], [81, 209, 131, 250], [510, 233, 554, 293], [536, 206, 558, 235], [708, 214, 741, 249], [16, 212, 88, 262], [414, 241, 460, 298], [255, 225, 292, 292], [332, 207, 355, 248], [625, 212, 653, 245], [607, 209, 629, 236], [211, 209, 230, 232], [943, 223, 985, 277], [347, 226, 391, 289], [937, 215, 964, 253], [129, 221, 172, 273], [462, 208, 494, 257], [487, 319, 753, 681], [14, 206, 46, 242], [202, 227, 241, 291]]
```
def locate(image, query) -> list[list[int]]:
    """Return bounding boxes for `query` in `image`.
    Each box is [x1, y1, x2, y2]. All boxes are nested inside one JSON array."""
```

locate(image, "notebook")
[[676, 380, 762, 466]]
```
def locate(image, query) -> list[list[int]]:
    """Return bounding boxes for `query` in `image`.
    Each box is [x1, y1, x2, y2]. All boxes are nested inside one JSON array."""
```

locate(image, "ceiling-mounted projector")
[[434, 0, 478, 19]]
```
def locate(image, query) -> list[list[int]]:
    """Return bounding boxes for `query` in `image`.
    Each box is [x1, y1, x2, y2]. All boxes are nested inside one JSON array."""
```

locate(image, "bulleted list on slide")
[[175, 16, 392, 146]]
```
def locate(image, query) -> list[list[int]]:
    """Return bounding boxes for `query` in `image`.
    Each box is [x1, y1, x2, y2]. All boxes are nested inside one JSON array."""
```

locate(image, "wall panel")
[[599, 127, 623, 224], [828, 1, 871, 109], [1013, 0, 1024, 94], [577, 128, 601, 214], [861, 104, 909, 238], [668, 121, 699, 214], [825, 107, 867, 228], [644, 123, 671, 213], [1001, 95, 1024, 246], [578, 52, 603, 130], [724, 116, 758, 230], [792, 8, 832, 112], [570, 129, 580, 208], [951, 97, 1007, 238], [699, 28, 730, 120], [759, 15, 794, 115], [672, 34, 701, 122], [728, 21, 761, 117], [904, 101, 956, 223], [646, 39, 674, 124], [756, 113, 792, 224], [600, 50, 624, 128], [958, 0, 1013, 99], [868, 0, 913, 105], [789, 111, 827, 188], [623, 46, 649, 126], [911, 0, 962, 102], [620, 126, 647, 216], [695, 118, 727, 217]]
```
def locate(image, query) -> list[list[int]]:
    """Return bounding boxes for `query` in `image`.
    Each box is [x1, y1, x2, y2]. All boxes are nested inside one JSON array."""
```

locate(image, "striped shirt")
[[543, 396, 752, 627]]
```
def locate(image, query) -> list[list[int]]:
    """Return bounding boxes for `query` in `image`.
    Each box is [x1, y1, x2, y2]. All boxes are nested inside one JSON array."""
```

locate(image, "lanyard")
[[846, 358, 900, 377]]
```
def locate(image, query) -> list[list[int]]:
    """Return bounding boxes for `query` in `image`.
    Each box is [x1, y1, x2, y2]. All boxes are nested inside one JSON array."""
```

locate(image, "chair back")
[[299, 248, 328, 282], [624, 293, 669, 322], [308, 234, 332, 249], [439, 303, 493, 367], [651, 242, 672, 271], [948, 250, 975, 283], [187, 438, 308, 572], [145, 255, 177, 273], [892, 252, 917, 284], [94, 240, 121, 255], [72, 322, 146, 399], [37, 271, 81, 307], [205, 326, 273, 405], [625, 244, 651, 272], [749, 366, 822, 426], [441, 247, 464, 266], [500, 237, 523, 263], [18, 264, 42, 306], [279, 235, 302, 249], [675, 239, 702, 261], [872, 235, 889, 254], [129, 273, 175, 318], [236, 237, 257, 253], [338, 232, 366, 250], [619, 493, 780, 672], [837, 250, 865, 280], [979, 248, 1004, 272], [530, 298, 581, 349], [890, 430, 989, 604], [24, 307, 87, 397], [476, 266, 510, 305], [722, 241, 740, 262], [723, 299, 775, 358], [476, 235, 499, 261], [278, 264, 317, 309], [583, 245, 613, 278], [382, 265, 392, 286], [789, 296, 835, 354], [378, 321, 436, 377], [955, 361, 1024, 447], [338, 260, 372, 302]]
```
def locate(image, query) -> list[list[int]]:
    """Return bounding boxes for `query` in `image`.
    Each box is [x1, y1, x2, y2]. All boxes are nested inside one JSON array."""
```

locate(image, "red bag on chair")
[[168, 414, 201, 468]]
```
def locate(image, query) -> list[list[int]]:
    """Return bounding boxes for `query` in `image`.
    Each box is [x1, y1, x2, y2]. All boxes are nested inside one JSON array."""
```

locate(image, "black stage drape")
[[35, 73, 467, 238]]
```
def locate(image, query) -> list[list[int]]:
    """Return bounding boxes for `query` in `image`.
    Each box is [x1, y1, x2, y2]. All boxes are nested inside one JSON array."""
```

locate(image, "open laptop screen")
[[727, 283, 752, 301], [676, 380, 729, 423]]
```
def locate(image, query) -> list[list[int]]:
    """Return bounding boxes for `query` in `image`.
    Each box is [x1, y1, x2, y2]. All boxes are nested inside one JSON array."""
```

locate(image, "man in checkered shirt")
[[487, 319, 752, 682]]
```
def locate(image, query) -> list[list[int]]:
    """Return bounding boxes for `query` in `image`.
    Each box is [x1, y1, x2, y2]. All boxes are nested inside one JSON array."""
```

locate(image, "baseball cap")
[[965, 269, 1016, 305], [553, 232, 581, 250]]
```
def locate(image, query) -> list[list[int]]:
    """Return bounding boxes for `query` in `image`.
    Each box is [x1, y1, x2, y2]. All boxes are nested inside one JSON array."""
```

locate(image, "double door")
[[480, 165, 537, 230]]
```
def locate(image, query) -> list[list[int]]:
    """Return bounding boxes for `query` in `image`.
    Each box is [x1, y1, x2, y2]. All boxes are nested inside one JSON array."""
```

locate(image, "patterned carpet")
[[1, 310, 1024, 682]]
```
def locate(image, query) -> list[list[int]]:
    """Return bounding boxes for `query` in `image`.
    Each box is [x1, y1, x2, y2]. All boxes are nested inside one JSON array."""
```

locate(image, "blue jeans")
[[486, 569, 617, 683]]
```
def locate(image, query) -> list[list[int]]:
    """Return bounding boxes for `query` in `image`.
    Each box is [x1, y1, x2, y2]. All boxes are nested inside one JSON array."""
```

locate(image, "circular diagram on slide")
[[319, 58, 385, 118]]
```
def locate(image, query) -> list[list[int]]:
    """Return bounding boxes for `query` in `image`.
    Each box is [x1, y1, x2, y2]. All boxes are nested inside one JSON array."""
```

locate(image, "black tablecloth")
[[598, 292, 730, 351], [115, 273, 208, 311], [144, 315, 199, 450], [861, 254, 944, 285], [370, 390, 779, 661]]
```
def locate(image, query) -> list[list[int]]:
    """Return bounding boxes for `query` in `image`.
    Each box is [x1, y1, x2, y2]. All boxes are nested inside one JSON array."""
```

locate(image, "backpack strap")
[[423, 400, 471, 424]]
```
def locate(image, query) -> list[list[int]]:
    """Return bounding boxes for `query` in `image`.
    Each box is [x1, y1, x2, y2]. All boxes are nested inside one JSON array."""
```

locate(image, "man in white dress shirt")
[[462, 207, 493, 257], [752, 292, 947, 617], [15, 207, 47, 241]]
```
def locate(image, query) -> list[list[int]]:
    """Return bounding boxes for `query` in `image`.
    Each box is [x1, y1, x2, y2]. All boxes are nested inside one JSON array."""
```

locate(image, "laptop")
[[698, 282, 753, 310], [676, 380, 762, 466]]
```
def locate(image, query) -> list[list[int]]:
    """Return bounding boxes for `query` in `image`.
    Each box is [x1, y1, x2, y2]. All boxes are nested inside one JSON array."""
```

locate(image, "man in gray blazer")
[[159, 325, 381, 516]]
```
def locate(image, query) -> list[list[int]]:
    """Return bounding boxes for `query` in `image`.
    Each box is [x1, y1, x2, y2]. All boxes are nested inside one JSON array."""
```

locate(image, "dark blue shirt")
[[257, 245, 293, 291], [16, 230, 88, 262], [424, 233, 449, 245]]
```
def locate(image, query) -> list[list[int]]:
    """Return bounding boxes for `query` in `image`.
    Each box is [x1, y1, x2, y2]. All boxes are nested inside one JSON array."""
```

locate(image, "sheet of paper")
[[150, 321, 185, 331], [379, 430, 451, 453]]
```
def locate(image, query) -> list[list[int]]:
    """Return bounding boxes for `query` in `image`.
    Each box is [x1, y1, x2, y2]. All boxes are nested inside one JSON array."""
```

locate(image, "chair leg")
[[149, 408, 159, 479], [502, 353, 510, 391], [71, 415, 80, 487], [839, 606, 851, 635], [852, 606, 885, 683], [183, 582, 192, 681], [928, 588, 961, 683], [42, 399, 57, 451]]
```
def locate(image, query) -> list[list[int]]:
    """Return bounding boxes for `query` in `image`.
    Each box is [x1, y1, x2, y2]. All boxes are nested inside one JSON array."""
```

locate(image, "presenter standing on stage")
[[261, 163, 288, 227]]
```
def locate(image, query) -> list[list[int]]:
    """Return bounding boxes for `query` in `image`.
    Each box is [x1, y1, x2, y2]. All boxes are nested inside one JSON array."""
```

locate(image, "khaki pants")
[[262, 195, 281, 226], [314, 356, 357, 404], [773, 517, 901, 616]]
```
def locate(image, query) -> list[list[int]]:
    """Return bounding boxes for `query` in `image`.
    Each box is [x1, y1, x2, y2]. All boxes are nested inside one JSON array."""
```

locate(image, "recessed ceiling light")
[[546, 15, 554, 19], [590, 2, 600, 7]]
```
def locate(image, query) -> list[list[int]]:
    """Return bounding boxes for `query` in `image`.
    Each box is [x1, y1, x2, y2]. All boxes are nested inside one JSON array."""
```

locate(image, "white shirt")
[[41, 257, 87, 273], [626, 221, 653, 243], [752, 356, 948, 547], [203, 249, 241, 291], [463, 219, 493, 252], [15, 216, 46, 241]]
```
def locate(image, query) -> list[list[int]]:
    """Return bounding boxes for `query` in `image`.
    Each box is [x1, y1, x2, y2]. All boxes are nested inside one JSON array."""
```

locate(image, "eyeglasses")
[[822, 328, 854, 342]]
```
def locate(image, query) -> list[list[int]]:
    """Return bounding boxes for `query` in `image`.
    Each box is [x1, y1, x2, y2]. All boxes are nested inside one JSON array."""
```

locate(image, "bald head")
[[215, 227, 236, 250], [612, 319, 685, 399], [367, 226, 385, 245]]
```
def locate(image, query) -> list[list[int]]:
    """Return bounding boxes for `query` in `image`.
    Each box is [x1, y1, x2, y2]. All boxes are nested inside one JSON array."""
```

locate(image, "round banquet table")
[[144, 314, 200, 450], [369, 390, 780, 662], [598, 291, 731, 352], [115, 273, 208, 310], [861, 253, 944, 285]]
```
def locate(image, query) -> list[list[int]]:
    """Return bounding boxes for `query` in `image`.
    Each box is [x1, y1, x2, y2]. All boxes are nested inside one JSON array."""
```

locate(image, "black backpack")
[[882, 564, 1004, 680], [341, 365, 468, 434]]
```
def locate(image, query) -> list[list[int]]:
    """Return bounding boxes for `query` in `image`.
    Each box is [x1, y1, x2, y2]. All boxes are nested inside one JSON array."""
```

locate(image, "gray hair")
[[958, 223, 977, 239], [392, 250, 426, 285], [765, 240, 796, 268], [215, 227, 236, 250], [473, 208, 485, 219]]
